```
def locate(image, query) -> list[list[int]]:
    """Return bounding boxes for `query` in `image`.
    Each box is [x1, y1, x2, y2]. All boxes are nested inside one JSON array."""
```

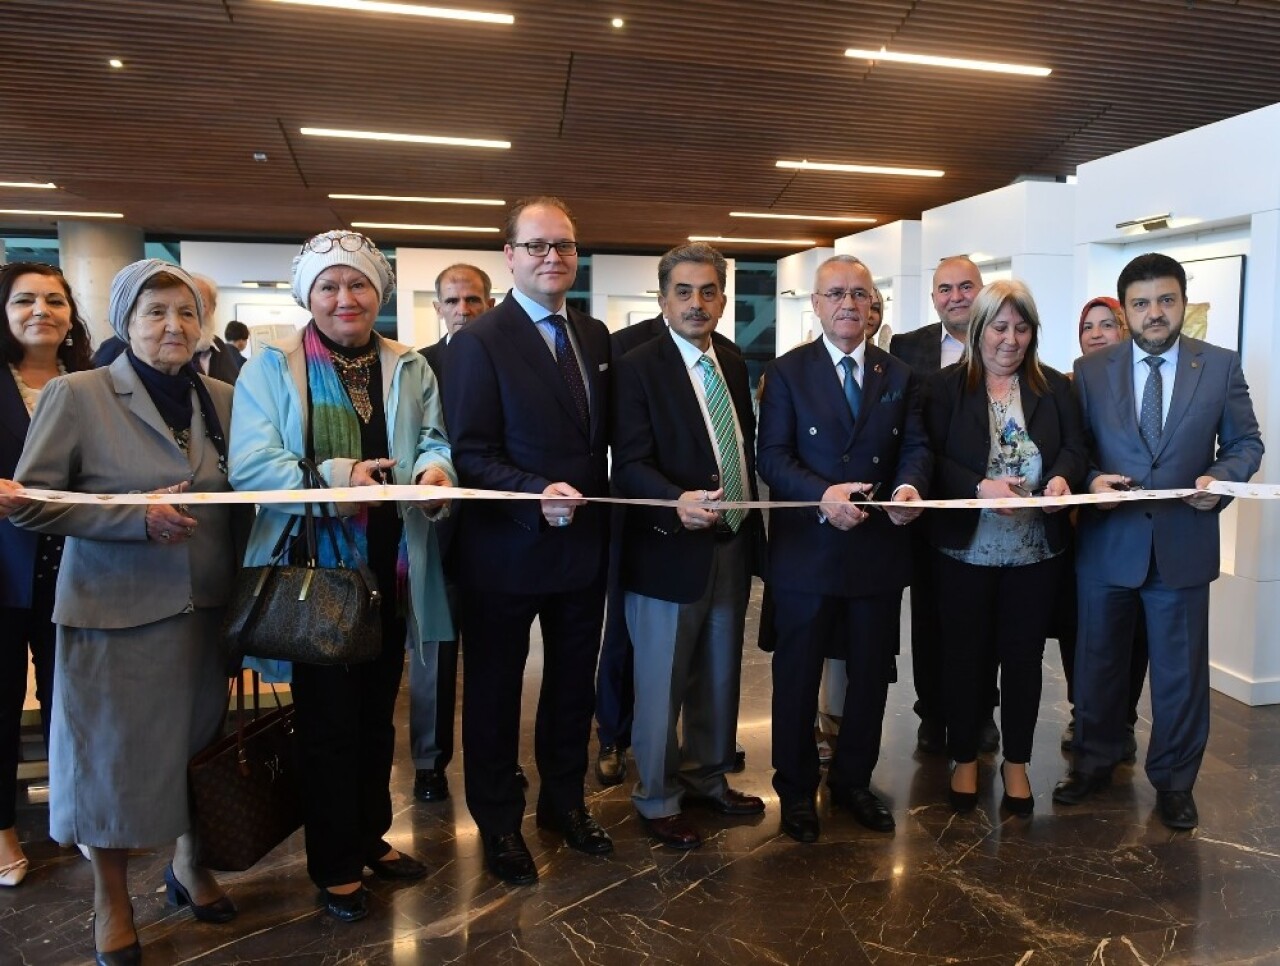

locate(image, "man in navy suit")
[[889, 255, 1000, 756], [611, 244, 765, 849], [444, 198, 613, 884], [410, 264, 494, 804], [1055, 252, 1262, 830], [759, 255, 931, 842]]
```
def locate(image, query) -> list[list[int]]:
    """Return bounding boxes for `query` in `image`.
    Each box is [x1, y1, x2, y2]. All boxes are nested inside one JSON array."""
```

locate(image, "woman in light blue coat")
[[229, 230, 454, 923]]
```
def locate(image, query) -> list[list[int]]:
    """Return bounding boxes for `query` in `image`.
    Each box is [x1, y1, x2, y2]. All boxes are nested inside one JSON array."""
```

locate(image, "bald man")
[[890, 256, 998, 756]]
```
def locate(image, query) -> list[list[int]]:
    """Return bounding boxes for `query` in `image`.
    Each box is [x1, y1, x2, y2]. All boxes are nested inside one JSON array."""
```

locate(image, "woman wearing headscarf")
[[1055, 296, 1147, 758], [10, 260, 242, 964], [229, 230, 455, 923], [922, 279, 1086, 816], [0, 263, 93, 888]]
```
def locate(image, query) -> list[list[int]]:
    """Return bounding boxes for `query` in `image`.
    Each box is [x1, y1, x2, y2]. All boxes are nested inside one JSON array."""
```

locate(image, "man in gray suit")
[[1055, 252, 1263, 830]]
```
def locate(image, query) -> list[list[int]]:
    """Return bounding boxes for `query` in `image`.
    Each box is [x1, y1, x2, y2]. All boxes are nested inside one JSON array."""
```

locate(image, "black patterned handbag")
[[223, 459, 382, 666], [189, 673, 301, 872]]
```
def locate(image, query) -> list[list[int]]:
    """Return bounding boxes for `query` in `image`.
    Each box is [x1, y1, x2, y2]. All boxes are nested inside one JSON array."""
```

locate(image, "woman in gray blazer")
[[11, 260, 242, 965]]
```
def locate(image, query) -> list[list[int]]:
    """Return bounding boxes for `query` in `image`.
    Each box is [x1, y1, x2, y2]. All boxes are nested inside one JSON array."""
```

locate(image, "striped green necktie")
[[697, 354, 745, 532]]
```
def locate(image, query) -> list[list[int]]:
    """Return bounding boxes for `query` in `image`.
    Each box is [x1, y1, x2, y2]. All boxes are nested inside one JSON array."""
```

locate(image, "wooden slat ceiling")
[[2, 0, 1279, 256]]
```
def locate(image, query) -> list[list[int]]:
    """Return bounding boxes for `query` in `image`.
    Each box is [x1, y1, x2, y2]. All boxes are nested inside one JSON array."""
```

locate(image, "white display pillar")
[[58, 220, 144, 346]]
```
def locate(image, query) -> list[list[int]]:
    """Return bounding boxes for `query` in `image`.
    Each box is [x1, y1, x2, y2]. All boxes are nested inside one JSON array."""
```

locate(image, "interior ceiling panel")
[[1, 0, 1278, 256]]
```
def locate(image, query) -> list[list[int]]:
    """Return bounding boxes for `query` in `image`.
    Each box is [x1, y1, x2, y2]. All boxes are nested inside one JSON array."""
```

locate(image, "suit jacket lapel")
[[1156, 340, 1203, 457], [109, 354, 180, 447], [501, 301, 589, 437], [854, 346, 886, 437], [1106, 346, 1140, 441], [805, 340, 856, 440], [0, 369, 30, 446], [1019, 372, 1040, 427], [567, 308, 603, 442], [660, 336, 719, 469]]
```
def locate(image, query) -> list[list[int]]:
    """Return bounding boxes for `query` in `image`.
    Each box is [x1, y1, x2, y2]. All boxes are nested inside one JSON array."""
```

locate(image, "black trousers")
[[770, 587, 900, 804], [594, 512, 634, 751], [935, 552, 1064, 764], [290, 600, 407, 889], [461, 575, 606, 836], [0, 602, 56, 830]]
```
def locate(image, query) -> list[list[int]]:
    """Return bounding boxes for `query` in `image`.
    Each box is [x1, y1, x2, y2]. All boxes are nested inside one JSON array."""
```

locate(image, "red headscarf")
[[1078, 296, 1124, 338]]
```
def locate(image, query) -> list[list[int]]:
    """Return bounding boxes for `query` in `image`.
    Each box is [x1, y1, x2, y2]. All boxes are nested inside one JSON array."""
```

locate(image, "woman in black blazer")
[[0, 263, 92, 887], [922, 279, 1086, 815]]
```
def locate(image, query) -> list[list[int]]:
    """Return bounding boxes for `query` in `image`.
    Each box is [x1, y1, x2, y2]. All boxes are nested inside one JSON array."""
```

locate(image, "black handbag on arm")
[[224, 459, 382, 666]]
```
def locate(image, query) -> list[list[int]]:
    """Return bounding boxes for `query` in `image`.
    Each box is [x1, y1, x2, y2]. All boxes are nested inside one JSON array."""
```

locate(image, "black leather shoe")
[[999, 761, 1034, 817], [830, 787, 895, 831], [916, 717, 946, 755], [1156, 790, 1198, 830], [320, 886, 369, 922], [780, 799, 820, 843], [538, 807, 614, 855], [1122, 725, 1138, 764], [684, 787, 765, 816], [979, 717, 1001, 754], [483, 831, 538, 885], [367, 852, 428, 880], [595, 744, 627, 786], [1052, 769, 1111, 806], [949, 761, 979, 813], [164, 863, 237, 923], [644, 813, 702, 849], [95, 941, 142, 966], [414, 768, 449, 802]]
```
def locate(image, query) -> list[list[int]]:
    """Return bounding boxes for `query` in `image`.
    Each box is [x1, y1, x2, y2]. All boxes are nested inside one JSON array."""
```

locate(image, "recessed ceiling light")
[[0, 181, 57, 189], [845, 47, 1051, 77], [330, 193, 505, 205], [688, 235, 815, 246], [611, 17, 624, 28], [776, 159, 944, 178], [351, 221, 500, 232], [108, 58, 124, 69], [302, 127, 510, 149], [253, 152, 269, 162], [0, 209, 123, 219], [269, 0, 513, 24], [730, 211, 876, 224]]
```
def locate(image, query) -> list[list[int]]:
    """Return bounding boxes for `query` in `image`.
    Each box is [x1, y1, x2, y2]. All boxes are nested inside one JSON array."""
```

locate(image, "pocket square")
[[599, 363, 609, 371], [880, 389, 904, 403]]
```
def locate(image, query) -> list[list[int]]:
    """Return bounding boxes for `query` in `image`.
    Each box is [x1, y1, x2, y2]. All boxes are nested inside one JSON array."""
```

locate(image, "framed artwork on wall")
[[1182, 254, 1246, 353]]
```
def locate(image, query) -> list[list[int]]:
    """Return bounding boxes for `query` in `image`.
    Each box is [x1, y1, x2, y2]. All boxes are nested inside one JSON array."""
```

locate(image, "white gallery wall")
[[834, 220, 923, 339], [775, 247, 833, 354]]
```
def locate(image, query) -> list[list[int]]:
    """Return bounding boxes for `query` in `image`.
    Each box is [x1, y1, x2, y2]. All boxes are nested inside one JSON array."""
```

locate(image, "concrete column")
[[57, 221, 144, 347]]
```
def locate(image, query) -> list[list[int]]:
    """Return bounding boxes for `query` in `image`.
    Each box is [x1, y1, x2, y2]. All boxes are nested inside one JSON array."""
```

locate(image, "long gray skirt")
[[48, 609, 227, 849]]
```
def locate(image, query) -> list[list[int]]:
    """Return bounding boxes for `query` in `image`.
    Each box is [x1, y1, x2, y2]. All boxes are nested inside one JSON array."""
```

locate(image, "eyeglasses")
[[819, 288, 873, 305], [301, 231, 379, 255], [512, 240, 578, 257]]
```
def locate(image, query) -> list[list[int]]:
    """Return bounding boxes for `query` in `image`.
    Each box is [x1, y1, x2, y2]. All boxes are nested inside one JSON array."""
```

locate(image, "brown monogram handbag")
[[188, 673, 302, 872]]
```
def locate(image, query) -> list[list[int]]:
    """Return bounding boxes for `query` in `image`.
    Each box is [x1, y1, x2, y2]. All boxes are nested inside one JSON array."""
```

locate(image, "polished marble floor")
[[5, 582, 1280, 964]]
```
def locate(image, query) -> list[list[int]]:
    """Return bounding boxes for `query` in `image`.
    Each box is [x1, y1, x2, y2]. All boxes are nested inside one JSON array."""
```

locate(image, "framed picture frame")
[[1182, 254, 1245, 353]]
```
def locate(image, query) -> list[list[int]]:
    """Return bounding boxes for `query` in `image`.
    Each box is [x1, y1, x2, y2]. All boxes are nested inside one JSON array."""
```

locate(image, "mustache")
[[682, 310, 712, 322]]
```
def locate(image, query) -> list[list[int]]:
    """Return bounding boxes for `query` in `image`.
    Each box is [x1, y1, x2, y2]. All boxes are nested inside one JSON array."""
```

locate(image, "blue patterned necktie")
[[696, 355, 745, 532], [1139, 356, 1164, 453], [838, 356, 861, 420], [546, 314, 589, 428]]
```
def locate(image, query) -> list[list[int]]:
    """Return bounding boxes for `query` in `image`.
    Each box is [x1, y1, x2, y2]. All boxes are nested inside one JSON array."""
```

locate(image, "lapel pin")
[[1191, 361, 1199, 369], [873, 363, 883, 374]]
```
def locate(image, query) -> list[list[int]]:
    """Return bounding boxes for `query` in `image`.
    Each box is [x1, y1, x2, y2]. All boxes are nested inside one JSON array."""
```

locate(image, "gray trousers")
[[624, 535, 750, 819], [407, 628, 459, 772]]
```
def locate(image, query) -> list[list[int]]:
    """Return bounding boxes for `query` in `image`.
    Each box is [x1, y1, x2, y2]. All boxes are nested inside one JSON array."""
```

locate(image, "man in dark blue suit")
[[410, 263, 494, 804], [1055, 252, 1263, 830], [759, 255, 931, 842], [444, 198, 613, 884]]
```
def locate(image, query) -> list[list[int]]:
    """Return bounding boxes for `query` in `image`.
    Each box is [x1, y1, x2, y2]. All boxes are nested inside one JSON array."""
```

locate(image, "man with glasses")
[[444, 197, 613, 885], [890, 255, 1000, 757], [409, 264, 495, 805], [758, 255, 930, 843]]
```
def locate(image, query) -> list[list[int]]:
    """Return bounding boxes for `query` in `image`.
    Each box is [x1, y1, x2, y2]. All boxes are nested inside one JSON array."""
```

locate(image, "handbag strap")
[[297, 458, 381, 600]]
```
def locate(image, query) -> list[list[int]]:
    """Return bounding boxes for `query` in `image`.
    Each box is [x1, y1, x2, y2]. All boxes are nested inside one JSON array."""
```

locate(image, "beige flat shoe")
[[0, 856, 29, 887]]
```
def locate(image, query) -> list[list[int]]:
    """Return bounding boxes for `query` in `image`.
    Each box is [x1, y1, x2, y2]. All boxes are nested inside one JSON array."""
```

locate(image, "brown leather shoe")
[[644, 813, 702, 850], [685, 787, 766, 816]]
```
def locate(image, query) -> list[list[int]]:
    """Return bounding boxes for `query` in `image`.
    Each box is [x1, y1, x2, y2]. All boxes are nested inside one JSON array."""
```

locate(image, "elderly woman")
[[229, 230, 455, 923], [865, 287, 893, 350], [922, 280, 1086, 815], [1055, 296, 1147, 759], [10, 260, 241, 963], [0, 263, 93, 888]]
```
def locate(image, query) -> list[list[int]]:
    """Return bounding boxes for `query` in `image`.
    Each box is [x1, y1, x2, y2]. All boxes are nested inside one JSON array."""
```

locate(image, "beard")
[[1132, 319, 1181, 355]]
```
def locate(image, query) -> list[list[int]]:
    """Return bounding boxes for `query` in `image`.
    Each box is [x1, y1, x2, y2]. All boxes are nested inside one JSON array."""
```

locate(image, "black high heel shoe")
[[949, 761, 978, 813], [164, 863, 237, 923], [93, 903, 141, 966], [1000, 760, 1034, 816]]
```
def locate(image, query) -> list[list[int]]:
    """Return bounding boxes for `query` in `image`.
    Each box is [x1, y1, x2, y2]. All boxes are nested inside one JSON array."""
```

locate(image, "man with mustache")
[[610, 244, 765, 848], [760, 255, 930, 842], [1056, 252, 1262, 830]]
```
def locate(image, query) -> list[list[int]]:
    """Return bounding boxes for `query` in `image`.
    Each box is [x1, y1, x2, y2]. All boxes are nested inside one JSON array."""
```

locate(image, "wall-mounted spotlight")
[[1115, 213, 1172, 232]]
